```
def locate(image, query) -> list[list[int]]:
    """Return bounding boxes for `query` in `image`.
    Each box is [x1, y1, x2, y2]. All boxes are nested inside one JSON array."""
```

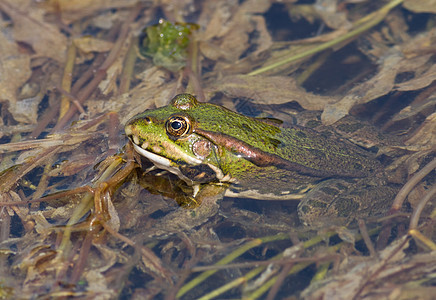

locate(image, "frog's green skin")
[[141, 19, 198, 71], [125, 94, 383, 210]]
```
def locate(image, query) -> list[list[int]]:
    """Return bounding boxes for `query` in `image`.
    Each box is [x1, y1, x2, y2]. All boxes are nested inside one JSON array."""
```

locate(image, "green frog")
[[140, 19, 198, 71], [125, 94, 396, 227]]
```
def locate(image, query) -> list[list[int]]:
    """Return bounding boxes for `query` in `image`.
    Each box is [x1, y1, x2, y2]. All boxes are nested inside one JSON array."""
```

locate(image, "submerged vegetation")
[[0, 0, 435, 299]]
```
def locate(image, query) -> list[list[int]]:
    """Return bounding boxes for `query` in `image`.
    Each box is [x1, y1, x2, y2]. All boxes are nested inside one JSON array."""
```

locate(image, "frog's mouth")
[[129, 139, 229, 185]]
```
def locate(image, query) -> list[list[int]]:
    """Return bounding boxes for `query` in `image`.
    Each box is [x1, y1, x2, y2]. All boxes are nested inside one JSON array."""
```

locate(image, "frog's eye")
[[166, 115, 192, 139]]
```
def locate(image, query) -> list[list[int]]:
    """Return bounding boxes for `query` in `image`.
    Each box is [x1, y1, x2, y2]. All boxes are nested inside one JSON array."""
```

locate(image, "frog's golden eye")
[[166, 115, 192, 139]]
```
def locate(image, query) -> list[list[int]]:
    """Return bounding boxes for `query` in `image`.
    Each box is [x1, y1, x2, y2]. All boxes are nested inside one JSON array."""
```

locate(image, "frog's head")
[[125, 94, 232, 185]]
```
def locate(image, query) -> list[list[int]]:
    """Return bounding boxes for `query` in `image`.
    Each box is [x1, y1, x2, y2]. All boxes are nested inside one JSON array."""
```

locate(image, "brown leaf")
[[404, 112, 436, 150], [404, 0, 436, 13], [322, 46, 436, 125], [322, 51, 403, 125], [313, 0, 352, 30], [396, 64, 436, 91], [321, 24, 436, 125], [211, 75, 337, 110], [40, 0, 138, 24], [0, 0, 67, 63], [73, 37, 114, 54], [0, 30, 32, 123], [302, 236, 411, 300], [90, 67, 177, 125], [198, 0, 271, 68]]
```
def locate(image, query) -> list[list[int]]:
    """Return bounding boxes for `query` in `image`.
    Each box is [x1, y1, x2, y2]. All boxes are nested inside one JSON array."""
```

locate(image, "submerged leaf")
[[322, 51, 403, 125], [212, 75, 337, 110], [73, 36, 114, 53], [404, 0, 436, 13], [0, 0, 67, 63], [322, 27, 436, 125], [40, 0, 138, 24], [0, 30, 32, 123]]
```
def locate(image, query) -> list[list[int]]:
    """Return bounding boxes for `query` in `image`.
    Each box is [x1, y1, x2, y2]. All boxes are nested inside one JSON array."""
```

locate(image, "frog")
[[140, 19, 198, 72], [125, 94, 397, 227]]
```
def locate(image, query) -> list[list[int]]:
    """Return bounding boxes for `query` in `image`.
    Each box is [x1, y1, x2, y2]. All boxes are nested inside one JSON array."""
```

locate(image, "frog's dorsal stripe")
[[195, 128, 336, 178]]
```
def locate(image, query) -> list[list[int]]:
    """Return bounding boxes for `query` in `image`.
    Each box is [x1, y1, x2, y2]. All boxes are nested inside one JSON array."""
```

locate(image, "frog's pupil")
[[171, 121, 182, 130]]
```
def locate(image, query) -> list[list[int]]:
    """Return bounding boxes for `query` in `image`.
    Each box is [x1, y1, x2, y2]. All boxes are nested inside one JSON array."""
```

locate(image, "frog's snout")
[[124, 125, 133, 137]]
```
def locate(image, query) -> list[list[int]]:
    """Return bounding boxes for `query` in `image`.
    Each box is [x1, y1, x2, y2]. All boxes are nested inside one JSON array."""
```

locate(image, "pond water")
[[0, 1, 435, 299]]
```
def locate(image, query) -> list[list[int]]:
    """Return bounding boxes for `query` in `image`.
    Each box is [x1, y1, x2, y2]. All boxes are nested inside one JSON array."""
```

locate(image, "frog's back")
[[275, 125, 381, 178]]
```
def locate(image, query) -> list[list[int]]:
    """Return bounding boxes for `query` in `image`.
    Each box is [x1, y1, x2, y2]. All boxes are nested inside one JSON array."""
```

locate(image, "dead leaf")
[[313, 0, 352, 30], [73, 37, 114, 54], [321, 47, 436, 125], [396, 64, 436, 91], [0, 0, 67, 63], [89, 67, 176, 124], [404, 0, 436, 13], [0, 30, 32, 123], [302, 236, 411, 300], [250, 15, 273, 56], [39, 0, 138, 24], [96, 36, 132, 96], [322, 50, 403, 125], [211, 75, 337, 110], [198, 0, 271, 69], [404, 112, 436, 150]]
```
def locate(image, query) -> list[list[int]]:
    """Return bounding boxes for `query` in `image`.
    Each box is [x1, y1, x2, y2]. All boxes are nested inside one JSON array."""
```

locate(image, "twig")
[[265, 263, 294, 300], [59, 42, 77, 119], [358, 219, 377, 257], [352, 235, 410, 300], [52, 6, 141, 132], [409, 184, 436, 229], [118, 39, 138, 95], [391, 157, 436, 212]]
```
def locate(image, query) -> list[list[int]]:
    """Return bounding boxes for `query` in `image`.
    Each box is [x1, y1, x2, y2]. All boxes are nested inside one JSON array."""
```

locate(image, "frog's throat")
[[130, 142, 227, 185]]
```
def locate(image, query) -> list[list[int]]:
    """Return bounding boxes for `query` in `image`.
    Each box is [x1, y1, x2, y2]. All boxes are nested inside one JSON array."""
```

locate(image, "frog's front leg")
[[297, 179, 397, 227], [145, 183, 228, 238]]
